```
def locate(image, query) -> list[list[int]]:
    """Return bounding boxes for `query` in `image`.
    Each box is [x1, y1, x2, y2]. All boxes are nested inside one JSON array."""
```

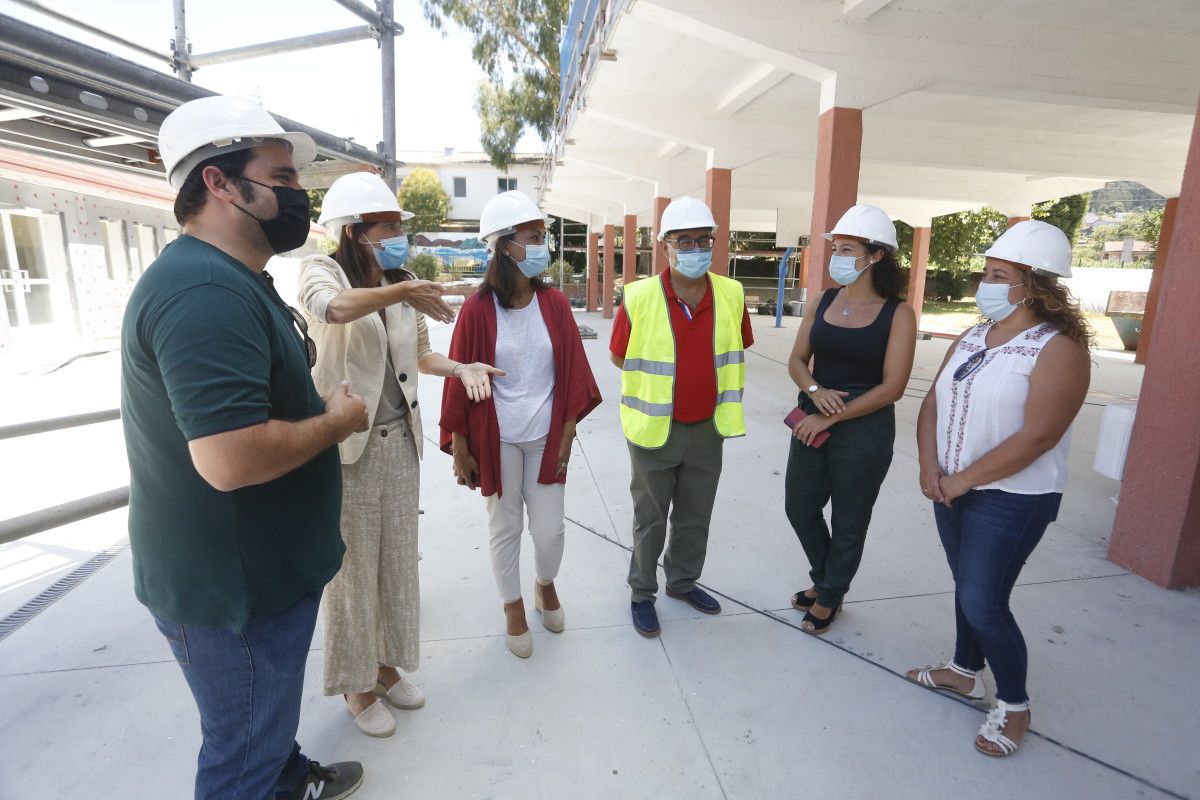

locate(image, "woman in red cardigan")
[[440, 191, 601, 658]]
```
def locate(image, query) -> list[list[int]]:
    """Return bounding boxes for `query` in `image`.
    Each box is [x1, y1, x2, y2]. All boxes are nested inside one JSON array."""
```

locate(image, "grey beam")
[[190, 26, 380, 68]]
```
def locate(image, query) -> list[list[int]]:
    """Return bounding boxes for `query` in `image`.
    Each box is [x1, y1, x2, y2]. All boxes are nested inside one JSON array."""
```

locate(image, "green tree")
[[420, 0, 568, 169], [407, 252, 443, 280], [398, 168, 451, 234], [930, 208, 1007, 273], [307, 188, 327, 223], [1032, 194, 1089, 244]]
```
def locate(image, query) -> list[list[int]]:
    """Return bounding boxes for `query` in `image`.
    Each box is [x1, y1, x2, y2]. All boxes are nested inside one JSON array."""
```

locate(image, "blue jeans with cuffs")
[[933, 489, 1062, 704]]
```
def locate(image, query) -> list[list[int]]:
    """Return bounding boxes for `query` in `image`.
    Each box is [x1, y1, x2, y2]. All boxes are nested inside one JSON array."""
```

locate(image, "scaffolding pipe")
[[330, 0, 383, 26], [0, 15, 388, 170], [171, 0, 192, 81], [379, 0, 397, 190], [8, 0, 170, 66], [0, 409, 120, 441], [0, 488, 130, 546], [190, 26, 378, 68]]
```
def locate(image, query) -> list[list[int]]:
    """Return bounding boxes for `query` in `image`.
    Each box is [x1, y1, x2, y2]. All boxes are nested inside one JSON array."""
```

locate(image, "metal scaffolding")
[[0, 0, 405, 188]]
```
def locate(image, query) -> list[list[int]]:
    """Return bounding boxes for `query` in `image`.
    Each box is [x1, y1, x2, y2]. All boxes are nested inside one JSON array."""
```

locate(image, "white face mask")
[[975, 281, 1023, 321], [829, 254, 870, 286]]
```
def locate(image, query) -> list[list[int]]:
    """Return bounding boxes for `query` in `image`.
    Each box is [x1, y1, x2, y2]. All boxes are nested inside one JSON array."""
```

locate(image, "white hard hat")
[[657, 196, 718, 241], [318, 172, 414, 237], [479, 190, 550, 250], [823, 204, 898, 252], [158, 95, 317, 190], [985, 219, 1073, 278]]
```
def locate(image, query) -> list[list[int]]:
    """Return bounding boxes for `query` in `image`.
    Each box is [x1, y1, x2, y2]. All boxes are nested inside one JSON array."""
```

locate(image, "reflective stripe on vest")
[[619, 273, 747, 448]]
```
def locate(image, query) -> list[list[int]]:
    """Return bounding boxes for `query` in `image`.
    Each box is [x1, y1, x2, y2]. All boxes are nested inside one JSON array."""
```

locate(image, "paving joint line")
[[564, 514, 1190, 800]]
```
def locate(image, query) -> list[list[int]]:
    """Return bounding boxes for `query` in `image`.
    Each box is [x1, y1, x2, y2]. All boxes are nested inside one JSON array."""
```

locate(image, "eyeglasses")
[[668, 235, 715, 252], [953, 349, 988, 381], [259, 270, 317, 368], [286, 305, 318, 369]]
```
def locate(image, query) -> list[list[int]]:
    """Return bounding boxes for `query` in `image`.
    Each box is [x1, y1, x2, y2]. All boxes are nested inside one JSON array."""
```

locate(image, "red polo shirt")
[[609, 270, 754, 423]]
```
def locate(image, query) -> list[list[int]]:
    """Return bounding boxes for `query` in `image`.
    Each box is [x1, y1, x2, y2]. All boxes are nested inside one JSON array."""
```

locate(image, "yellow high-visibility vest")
[[619, 273, 746, 449]]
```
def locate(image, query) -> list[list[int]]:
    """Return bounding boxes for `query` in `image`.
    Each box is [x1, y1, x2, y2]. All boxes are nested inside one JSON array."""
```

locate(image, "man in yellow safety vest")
[[609, 196, 754, 637]]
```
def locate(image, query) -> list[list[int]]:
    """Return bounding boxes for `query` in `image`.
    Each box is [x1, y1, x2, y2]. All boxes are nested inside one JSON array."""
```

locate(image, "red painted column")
[[1108, 98, 1200, 588], [806, 107, 862, 302], [602, 224, 616, 319], [623, 213, 637, 285], [586, 231, 599, 313], [907, 226, 931, 322], [1135, 196, 1179, 365], [1006, 216, 1030, 229], [652, 196, 669, 275], [707, 168, 732, 276]]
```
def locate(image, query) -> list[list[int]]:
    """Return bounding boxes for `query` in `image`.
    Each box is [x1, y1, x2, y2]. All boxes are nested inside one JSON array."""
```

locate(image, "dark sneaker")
[[289, 760, 363, 800], [631, 600, 661, 638], [666, 586, 722, 615]]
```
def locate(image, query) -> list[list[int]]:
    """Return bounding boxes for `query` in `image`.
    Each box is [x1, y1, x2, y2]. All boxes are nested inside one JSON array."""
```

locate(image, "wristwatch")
[[806, 384, 820, 395]]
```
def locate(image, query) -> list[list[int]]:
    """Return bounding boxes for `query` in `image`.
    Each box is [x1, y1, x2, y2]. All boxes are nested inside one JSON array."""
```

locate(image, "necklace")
[[842, 296, 852, 317]]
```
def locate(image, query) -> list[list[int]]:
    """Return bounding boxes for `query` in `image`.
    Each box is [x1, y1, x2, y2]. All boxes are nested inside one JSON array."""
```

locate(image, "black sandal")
[[791, 591, 817, 611], [801, 604, 840, 635]]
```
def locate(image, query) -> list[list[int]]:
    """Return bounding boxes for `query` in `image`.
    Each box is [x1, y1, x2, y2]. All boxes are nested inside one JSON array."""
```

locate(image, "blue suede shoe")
[[666, 586, 722, 615], [630, 600, 660, 638]]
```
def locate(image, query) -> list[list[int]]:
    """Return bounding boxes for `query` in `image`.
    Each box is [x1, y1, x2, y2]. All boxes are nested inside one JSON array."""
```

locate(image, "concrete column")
[[1108, 98, 1200, 588], [623, 213, 637, 285], [806, 107, 863, 302], [603, 224, 616, 319], [652, 196, 669, 275], [1006, 216, 1030, 229], [706, 168, 732, 276], [1135, 196, 1179, 365], [586, 231, 600, 313], [907, 226, 932, 322]]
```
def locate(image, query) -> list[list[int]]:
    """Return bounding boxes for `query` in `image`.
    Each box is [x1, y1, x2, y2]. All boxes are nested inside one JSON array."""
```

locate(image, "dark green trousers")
[[784, 387, 895, 608], [627, 419, 725, 603]]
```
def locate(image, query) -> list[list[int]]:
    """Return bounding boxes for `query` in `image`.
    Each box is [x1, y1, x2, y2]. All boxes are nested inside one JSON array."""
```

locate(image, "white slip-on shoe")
[[374, 675, 425, 710], [534, 584, 565, 633], [349, 697, 396, 738], [506, 630, 533, 658]]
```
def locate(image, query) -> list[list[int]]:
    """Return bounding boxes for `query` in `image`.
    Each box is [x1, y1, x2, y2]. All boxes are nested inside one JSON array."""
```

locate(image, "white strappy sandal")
[[976, 700, 1030, 757], [907, 661, 987, 700]]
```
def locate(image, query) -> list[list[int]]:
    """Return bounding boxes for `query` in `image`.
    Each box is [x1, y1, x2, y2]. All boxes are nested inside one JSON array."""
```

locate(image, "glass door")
[[0, 210, 55, 341]]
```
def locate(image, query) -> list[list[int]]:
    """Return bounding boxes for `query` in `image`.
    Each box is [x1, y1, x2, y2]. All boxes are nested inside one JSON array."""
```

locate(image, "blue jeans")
[[934, 490, 1061, 704], [153, 591, 321, 800]]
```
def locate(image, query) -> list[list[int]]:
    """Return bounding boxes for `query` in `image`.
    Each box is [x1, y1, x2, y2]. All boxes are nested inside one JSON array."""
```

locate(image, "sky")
[[0, 0, 546, 155]]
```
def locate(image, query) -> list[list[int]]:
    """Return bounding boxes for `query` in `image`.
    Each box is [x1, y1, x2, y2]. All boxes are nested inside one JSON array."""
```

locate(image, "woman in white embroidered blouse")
[[905, 221, 1091, 758]]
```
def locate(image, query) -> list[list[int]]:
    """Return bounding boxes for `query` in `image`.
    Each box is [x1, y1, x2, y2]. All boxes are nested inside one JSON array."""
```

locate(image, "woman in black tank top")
[[784, 205, 917, 634]]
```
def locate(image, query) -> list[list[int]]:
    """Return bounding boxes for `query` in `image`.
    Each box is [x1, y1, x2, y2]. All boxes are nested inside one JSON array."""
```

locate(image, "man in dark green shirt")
[[121, 96, 368, 800]]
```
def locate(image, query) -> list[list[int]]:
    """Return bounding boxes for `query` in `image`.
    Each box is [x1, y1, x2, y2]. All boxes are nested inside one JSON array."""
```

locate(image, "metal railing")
[[0, 409, 128, 547]]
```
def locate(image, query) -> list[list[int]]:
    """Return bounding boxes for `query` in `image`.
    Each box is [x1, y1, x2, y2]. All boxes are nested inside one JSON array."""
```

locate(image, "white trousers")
[[484, 436, 566, 603]]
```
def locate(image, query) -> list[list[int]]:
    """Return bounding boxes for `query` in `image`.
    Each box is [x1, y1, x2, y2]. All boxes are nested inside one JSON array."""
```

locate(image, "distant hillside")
[[1089, 181, 1165, 215]]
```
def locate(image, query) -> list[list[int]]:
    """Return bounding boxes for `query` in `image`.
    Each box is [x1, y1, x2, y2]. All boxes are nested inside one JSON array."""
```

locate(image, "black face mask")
[[232, 177, 312, 254]]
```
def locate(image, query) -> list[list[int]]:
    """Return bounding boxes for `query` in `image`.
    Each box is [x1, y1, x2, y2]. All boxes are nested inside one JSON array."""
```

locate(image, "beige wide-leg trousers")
[[322, 417, 421, 695]]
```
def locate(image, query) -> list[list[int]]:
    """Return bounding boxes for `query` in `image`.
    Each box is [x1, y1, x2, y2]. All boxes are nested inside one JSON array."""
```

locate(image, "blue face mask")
[[975, 281, 1023, 321], [829, 254, 868, 286], [514, 242, 551, 277], [368, 235, 409, 269], [673, 249, 712, 279]]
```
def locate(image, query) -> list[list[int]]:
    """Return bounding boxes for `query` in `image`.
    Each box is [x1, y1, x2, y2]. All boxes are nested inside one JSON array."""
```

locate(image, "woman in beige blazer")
[[299, 172, 501, 737]]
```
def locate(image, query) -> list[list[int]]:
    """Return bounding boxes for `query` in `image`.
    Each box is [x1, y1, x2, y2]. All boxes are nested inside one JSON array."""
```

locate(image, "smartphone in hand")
[[784, 406, 830, 448]]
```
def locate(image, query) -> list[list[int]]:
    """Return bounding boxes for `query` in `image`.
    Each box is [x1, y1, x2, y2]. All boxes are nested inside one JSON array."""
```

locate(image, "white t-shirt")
[[492, 293, 556, 443], [935, 321, 1071, 494]]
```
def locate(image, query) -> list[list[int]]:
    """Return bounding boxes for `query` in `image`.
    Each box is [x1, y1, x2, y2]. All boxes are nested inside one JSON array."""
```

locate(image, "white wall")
[[396, 160, 541, 225], [1061, 267, 1153, 313]]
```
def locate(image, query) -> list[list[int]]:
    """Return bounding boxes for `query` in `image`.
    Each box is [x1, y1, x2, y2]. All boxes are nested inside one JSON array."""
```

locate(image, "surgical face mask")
[[672, 248, 712, 279], [366, 235, 409, 269], [829, 254, 869, 286], [975, 280, 1023, 321], [232, 177, 312, 254], [513, 242, 550, 277]]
